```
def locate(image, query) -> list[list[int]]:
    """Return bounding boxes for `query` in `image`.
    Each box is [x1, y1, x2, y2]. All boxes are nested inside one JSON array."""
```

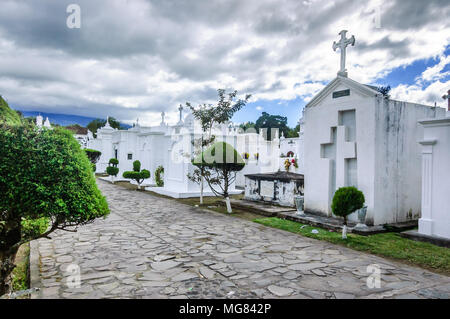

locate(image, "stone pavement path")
[[30, 180, 450, 299]]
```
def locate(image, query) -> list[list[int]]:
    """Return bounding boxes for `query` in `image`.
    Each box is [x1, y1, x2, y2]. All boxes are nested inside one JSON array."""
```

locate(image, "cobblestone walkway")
[[30, 180, 450, 299]]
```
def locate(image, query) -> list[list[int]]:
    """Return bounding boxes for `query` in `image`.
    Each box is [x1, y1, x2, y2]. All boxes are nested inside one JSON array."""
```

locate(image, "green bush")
[[192, 141, 245, 171], [133, 160, 141, 172], [141, 169, 150, 179], [155, 166, 164, 187], [21, 218, 50, 240], [109, 158, 119, 167], [192, 142, 245, 206], [0, 123, 109, 294], [106, 166, 119, 177], [123, 161, 150, 189], [331, 186, 365, 225]]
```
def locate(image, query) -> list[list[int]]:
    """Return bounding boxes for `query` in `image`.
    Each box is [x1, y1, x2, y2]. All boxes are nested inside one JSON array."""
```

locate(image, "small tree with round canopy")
[[0, 124, 109, 295], [331, 186, 365, 239], [192, 141, 245, 213]]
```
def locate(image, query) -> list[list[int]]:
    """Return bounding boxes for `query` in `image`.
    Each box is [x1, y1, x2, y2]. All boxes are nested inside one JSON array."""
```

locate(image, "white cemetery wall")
[[373, 99, 446, 225]]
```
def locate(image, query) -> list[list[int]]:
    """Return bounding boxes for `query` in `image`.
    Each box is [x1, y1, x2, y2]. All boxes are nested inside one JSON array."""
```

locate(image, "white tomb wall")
[[418, 116, 450, 239]]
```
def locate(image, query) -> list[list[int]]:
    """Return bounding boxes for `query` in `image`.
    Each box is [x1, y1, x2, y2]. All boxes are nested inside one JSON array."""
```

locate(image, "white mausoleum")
[[302, 30, 446, 226], [88, 108, 296, 198]]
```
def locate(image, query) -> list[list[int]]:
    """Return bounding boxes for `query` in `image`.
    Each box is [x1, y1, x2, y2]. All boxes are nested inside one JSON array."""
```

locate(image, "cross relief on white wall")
[[320, 110, 358, 203]]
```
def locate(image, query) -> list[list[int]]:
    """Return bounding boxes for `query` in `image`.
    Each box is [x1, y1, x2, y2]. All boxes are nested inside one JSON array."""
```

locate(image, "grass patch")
[[254, 217, 450, 275], [11, 243, 30, 295], [176, 194, 264, 221]]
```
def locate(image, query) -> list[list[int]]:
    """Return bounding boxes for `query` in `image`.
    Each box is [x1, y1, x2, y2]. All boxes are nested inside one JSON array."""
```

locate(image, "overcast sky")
[[0, 0, 449, 127]]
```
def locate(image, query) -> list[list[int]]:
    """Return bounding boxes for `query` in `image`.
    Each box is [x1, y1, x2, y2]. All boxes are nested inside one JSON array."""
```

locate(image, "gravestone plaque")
[[332, 89, 350, 99], [260, 180, 274, 198]]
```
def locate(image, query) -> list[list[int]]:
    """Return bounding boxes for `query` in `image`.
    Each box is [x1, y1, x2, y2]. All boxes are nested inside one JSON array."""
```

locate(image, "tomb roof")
[[245, 171, 304, 182]]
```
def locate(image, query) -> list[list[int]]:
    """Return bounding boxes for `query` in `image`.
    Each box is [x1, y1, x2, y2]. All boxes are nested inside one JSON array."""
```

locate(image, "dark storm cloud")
[[0, 0, 447, 123], [381, 0, 450, 30], [357, 36, 411, 58]]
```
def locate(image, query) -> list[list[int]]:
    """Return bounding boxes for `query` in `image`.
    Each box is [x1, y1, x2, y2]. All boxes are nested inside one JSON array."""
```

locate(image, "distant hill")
[[0, 96, 21, 125], [18, 110, 131, 129]]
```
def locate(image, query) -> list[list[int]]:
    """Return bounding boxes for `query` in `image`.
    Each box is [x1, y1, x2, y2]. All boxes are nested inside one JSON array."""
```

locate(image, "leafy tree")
[[192, 142, 245, 213], [188, 89, 251, 137], [286, 124, 300, 138], [187, 89, 251, 204], [239, 121, 257, 133], [0, 96, 21, 126], [87, 117, 123, 137], [0, 123, 109, 295], [331, 187, 365, 239], [106, 158, 119, 183], [255, 112, 289, 140], [122, 160, 150, 190], [376, 85, 391, 98]]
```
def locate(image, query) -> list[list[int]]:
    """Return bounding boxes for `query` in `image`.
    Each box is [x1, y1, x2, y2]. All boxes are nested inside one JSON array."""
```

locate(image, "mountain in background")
[[18, 110, 131, 129]]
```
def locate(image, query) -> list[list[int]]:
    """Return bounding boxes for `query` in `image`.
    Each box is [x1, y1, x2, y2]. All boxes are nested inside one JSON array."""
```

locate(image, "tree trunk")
[[224, 171, 231, 213], [0, 248, 19, 296], [0, 211, 22, 296], [200, 175, 204, 205], [342, 217, 348, 239], [225, 197, 232, 213]]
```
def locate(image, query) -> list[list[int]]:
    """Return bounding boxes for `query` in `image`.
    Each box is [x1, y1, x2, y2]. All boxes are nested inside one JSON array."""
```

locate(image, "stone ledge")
[[227, 199, 413, 235], [400, 230, 450, 248], [227, 199, 296, 217], [29, 240, 43, 299]]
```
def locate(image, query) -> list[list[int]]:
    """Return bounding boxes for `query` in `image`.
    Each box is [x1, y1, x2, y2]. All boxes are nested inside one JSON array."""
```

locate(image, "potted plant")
[[355, 206, 368, 229], [331, 186, 365, 239]]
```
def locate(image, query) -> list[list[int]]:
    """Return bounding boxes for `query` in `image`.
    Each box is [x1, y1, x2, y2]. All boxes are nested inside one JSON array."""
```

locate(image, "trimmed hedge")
[[192, 141, 245, 172], [106, 166, 119, 177], [123, 160, 150, 188], [0, 124, 109, 224]]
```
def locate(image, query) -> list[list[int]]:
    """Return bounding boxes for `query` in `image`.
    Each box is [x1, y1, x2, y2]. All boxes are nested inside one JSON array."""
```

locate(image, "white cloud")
[[391, 52, 450, 108]]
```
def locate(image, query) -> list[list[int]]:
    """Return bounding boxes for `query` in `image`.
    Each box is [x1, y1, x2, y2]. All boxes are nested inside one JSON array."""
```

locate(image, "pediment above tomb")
[[305, 76, 380, 108]]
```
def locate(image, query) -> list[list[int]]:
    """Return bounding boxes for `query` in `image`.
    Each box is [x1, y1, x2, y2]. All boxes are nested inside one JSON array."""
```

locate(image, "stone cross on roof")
[[178, 104, 183, 124], [333, 30, 355, 77]]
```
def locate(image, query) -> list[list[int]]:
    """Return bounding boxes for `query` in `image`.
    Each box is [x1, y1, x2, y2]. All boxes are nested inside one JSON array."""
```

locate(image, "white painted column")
[[418, 140, 436, 236]]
